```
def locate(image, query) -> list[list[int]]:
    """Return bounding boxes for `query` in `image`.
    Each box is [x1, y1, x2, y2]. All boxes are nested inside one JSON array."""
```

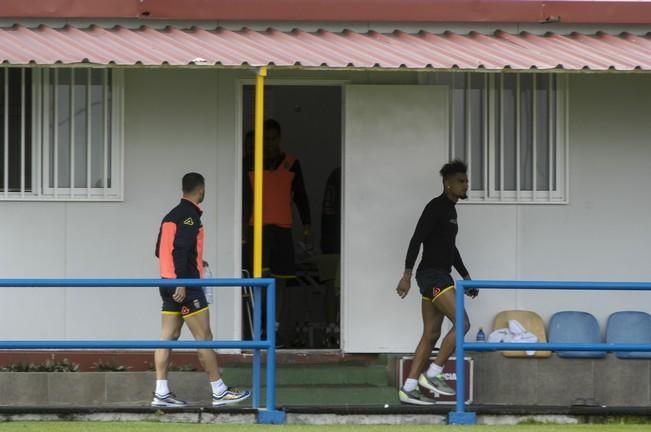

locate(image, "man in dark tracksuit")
[[152, 172, 249, 408], [396, 160, 479, 405]]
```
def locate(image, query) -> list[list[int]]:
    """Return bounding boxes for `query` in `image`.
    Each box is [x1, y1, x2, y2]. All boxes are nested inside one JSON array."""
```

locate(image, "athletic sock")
[[426, 362, 444, 378], [211, 378, 227, 396], [155, 380, 170, 396], [403, 378, 418, 392]]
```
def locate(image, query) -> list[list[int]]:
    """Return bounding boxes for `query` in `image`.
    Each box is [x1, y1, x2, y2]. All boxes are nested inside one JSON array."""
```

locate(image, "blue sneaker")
[[151, 392, 187, 407], [212, 388, 251, 406]]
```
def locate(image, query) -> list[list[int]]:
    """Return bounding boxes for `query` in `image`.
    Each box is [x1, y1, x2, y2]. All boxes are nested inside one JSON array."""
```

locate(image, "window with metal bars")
[[0, 69, 32, 194], [434, 72, 568, 204], [0, 67, 123, 201]]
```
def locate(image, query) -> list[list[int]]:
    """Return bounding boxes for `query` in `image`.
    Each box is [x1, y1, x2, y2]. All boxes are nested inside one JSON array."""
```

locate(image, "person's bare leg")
[[184, 310, 221, 382], [155, 314, 183, 380], [431, 289, 470, 367], [407, 299, 444, 380]]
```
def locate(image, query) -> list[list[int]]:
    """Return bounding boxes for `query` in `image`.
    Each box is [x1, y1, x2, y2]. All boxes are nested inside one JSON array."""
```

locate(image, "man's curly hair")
[[439, 160, 468, 179]]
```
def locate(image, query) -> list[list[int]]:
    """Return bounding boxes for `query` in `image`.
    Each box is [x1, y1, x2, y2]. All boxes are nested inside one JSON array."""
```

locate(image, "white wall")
[[343, 85, 449, 352]]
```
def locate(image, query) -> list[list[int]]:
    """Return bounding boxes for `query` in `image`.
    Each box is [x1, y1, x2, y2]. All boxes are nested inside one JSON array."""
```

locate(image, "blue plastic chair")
[[606, 311, 651, 359], [548, 311, 606, 359]]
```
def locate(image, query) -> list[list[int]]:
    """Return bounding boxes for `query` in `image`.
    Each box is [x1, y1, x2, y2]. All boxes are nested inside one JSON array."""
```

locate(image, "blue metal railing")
[[0, 278, 285, 424], [451, 280, 651, 425]]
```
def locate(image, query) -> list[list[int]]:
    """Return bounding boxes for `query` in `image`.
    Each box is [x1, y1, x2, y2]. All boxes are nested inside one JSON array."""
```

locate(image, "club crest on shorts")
[[181, 306, 190, 315], [432, 287, 442, 298]]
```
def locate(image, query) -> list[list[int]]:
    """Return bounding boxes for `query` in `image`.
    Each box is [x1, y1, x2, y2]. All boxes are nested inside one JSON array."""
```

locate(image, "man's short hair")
[[182, 172, 205, 193], [439, 160, 468, 179], [264, 118, 282, 136]]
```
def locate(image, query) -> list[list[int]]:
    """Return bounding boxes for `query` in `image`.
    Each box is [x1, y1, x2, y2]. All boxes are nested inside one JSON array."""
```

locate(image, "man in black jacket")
[[396, 160, 478, 405], [152, 172, 249, 407]]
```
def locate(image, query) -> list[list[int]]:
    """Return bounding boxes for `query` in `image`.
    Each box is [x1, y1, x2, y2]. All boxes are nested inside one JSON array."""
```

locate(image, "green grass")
[[0, 424, 650, 432]]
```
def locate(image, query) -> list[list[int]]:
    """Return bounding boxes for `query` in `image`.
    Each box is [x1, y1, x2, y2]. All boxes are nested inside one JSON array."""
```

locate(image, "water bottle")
[[476, 327, 486, 342], [202, 261, 213, 304]]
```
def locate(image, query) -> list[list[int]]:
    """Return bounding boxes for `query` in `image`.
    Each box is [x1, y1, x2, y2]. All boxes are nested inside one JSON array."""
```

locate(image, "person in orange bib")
[[243, 119, 311, 345]]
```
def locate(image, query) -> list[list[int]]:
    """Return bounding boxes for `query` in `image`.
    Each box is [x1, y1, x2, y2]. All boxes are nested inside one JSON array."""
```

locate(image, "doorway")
[[241, 85, 342, 349]]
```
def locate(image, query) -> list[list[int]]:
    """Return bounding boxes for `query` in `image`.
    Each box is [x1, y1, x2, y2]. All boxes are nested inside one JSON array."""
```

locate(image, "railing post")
[[257, 278, 286, 424], [266, 279, 276, 410], [449, 280, 476, 425], [252, 285, 262, 409]]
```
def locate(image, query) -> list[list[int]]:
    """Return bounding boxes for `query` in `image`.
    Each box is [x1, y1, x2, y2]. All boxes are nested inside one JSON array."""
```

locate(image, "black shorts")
[[159, 286, 208, 318], [244, 225, 296, 278], [415, 269, 455, 302]]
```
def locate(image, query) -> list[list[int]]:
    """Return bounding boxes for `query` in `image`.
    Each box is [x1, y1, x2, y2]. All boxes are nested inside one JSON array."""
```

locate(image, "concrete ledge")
[[287, 413, 447, 425], [472, 352, 651, 406]]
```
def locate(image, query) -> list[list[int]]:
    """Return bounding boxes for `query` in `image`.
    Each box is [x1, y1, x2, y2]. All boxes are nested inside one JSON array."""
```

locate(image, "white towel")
[[488, 319, 539, 356]]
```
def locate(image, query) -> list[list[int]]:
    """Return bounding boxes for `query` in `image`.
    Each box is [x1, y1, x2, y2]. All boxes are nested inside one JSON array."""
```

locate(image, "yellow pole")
[[253, 67, 267, 278]]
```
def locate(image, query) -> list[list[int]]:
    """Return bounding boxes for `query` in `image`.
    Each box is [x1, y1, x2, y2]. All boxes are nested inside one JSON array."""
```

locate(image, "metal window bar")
[[118, 71, 124, 199], [103, 69, 108, 197], [34, 69, 41, 197], [450, 73, 455, 160], [53, 69, 59, 197], [3, 68, 8, 197], [515, 74, 521, 201], [483, 74, 488, 199], [70, 69, 75, 193], [451, 279, 651, 425], [548, 74, 554, 200], [564, 75, 570, 201], [86, 69, 92, 198], [0, 277, 284, 424], [465, 73, 472, 191], [532, 74, 537, 201], [20, 69, 25, 197], [487, 74, 496, 199], [499, 74, 504, 200]]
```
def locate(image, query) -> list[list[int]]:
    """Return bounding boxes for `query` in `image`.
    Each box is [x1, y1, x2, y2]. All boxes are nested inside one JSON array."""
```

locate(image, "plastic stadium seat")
[[548, 311, 606, 359], [492, 310, 551, 358], [606, 311, 651, 359]]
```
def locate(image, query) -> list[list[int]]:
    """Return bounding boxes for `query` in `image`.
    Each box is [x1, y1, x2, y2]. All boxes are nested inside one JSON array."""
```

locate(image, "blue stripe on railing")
[[0, 278, 271, 287], [460, 280, 651, 290], [0, 277, 280, 422], [452, 279, 651, 425], [464, 342, 651, 352], [0, 340, 271, 349]]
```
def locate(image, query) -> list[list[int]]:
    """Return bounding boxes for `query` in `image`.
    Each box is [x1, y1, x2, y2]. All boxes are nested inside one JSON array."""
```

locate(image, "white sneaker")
[[151, 392, 187, 407], [419, 373, 456, 396], [212, 388, 251, 406]]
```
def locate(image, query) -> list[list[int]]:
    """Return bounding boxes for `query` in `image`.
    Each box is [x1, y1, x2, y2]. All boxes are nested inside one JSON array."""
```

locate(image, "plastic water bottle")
[[202, 261, 213, 304], [476, 327, 486, 342]]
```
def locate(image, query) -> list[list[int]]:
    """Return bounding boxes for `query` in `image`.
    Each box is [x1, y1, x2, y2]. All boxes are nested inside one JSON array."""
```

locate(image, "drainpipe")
[[253, 66, 267, 278]]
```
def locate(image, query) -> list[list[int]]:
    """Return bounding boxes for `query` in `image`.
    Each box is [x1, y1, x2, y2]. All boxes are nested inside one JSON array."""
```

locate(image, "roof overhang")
[[2, 25, 651, 72]]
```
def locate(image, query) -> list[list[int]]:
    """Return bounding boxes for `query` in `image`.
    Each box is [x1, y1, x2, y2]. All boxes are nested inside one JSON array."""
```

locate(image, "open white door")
[[342, 85, 448, 352]]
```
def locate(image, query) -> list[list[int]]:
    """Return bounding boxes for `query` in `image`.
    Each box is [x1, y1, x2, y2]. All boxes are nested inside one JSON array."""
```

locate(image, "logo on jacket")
[[183, 217, 194, 226]]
